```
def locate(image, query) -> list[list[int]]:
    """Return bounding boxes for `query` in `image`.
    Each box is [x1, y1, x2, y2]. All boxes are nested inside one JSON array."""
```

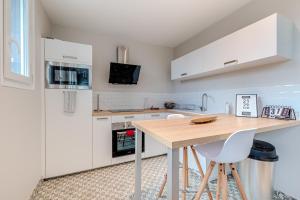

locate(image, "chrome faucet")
[[200, 93, 208, 112]]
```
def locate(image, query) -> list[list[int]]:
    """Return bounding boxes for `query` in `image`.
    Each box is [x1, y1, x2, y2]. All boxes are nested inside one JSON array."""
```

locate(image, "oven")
[[112, 122, 145, 158], [45, 61, 92, 89]]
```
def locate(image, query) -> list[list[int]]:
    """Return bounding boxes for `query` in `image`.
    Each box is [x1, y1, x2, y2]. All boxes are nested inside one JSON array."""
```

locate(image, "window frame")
[[1, 0, 35, 90]]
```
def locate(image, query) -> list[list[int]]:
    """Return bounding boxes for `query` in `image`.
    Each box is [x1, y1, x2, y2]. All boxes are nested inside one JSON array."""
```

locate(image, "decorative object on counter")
[[150, 106, 160, 110], [94, 94, 102, 112], [164, 101, 176, 109], [261, 105, 296, 120], [190, 115, 217, 124], [236, 94, 258, 118], [225, 102, 231, 114]]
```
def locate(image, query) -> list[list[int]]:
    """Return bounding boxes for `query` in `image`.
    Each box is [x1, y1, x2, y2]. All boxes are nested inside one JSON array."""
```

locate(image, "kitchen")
[[1, 0, 300, 200]]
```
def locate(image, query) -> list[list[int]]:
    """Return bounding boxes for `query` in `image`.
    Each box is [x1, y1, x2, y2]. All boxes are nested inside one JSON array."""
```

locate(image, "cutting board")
[[190, 115, 217, 124]]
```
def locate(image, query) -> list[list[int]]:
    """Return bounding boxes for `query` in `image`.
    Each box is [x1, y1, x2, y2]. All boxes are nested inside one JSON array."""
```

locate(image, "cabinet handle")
[[181, 73, 188, 76], [151, 114, 160, 117], [63, 55, 78, 60], [124, 116, 134, 119], [97, 117, 108, 120], [224, 59, 238, 66]]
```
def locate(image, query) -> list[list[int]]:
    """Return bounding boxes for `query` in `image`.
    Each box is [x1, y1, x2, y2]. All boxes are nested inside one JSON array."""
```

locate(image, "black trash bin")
[[240, 140, 278, 200]]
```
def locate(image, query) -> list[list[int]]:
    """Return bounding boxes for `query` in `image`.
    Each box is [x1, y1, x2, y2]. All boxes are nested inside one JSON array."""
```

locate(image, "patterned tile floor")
[[31, 156, 295, 200]]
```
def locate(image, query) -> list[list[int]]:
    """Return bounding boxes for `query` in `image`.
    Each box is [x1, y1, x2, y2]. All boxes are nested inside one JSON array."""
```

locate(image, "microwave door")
[[46, 61, 91, 89], [54, 68, 66, 84]]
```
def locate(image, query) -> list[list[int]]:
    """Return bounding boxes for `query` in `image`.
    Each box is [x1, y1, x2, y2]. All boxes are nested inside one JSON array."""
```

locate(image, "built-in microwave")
[[45, 61, 92, 89]]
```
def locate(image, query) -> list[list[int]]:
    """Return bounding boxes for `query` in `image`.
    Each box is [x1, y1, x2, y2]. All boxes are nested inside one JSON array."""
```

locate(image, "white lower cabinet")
[[93, 113, 168, 170], [92, 116, 112, 168], [144, 113, 168, 157]]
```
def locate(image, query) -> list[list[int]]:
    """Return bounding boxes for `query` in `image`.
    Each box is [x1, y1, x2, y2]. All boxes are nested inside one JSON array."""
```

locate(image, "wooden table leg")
[[230, 163, 248, 200], [134, 129, 142, 200], [167, 148, 179, 200], [190, 146, 214, 200]]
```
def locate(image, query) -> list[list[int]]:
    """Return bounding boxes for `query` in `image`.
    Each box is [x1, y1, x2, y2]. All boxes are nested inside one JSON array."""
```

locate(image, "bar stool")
[[158, 114, 213, 200], [194, 129, 256, 200]]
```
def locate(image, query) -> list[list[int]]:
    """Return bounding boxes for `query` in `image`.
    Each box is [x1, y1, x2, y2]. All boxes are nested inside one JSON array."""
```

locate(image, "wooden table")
[[132, 114, 300, 200]]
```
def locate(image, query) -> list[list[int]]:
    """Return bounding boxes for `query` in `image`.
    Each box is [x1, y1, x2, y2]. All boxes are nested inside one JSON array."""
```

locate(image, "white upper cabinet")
[[171, 48, 204, 80], [171, 13, 293, 80], [45, 39, 93, 65]]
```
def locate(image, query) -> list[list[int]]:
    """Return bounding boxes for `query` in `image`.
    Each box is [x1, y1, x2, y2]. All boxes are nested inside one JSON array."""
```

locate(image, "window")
[[1, 0, 35, 89]]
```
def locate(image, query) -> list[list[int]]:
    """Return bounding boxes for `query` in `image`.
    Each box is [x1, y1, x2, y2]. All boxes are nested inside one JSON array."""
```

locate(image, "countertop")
[[93, 109, 173, 117]]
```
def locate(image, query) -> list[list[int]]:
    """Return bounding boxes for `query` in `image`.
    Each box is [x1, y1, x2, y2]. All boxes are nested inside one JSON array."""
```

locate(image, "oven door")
[[112, 128, 145, 158], [46, 61, 91, 89]]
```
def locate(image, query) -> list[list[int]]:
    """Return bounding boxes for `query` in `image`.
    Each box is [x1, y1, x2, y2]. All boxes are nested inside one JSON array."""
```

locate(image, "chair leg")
[[182, 147, 187, 200], [216, 164, 222, 200], [221, 164, 228, 200], [230, 163, 248, 200], [185, 147, 189, 187], [158, 174, 167, 198], [190, 146, 213, 200], [194, 161, 216, 200]]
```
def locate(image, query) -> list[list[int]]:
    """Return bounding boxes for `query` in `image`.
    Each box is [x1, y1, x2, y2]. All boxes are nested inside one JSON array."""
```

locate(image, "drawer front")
[[144, 113, 166, 120], [112, 114, 145, 123]]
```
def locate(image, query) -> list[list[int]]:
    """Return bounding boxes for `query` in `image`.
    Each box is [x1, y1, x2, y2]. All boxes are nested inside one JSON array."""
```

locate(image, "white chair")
[[194, 129, 256, 200], [158, 114, 213, 200]]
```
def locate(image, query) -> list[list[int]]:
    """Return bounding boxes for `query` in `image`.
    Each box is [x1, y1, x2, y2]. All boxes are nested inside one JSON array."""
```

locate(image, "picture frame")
[[236, 94, 258, 118]]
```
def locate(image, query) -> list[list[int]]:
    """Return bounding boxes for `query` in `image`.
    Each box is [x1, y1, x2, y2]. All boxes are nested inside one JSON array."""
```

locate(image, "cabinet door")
[[171, 56, 188, 80], [144, 113, 167, 157], [234, 14, 277, 65], [186, 48, 205, 74], [171, 49, 204, 80], [45, 39, 92, 65], [93, 117, 112, 168], [202, 38, 228, 72], [45, 89, 93, 178]]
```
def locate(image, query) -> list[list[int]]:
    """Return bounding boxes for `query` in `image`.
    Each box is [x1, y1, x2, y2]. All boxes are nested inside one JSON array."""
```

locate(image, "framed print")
[[236, 94, 258, 118]]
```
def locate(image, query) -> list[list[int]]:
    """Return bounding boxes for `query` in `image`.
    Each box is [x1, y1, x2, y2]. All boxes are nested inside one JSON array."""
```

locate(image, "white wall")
[[51, 25, 174, 94], [0, 1, 51, 200], [173, 0, 300, 198]]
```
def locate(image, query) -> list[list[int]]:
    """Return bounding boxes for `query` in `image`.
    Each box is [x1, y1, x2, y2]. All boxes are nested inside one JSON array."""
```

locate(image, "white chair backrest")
[[167, 114, 185, 120], [215, 129, 256, 163]]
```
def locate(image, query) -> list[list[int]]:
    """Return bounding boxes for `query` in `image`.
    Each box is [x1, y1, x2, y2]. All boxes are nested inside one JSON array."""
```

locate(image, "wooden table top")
[[132, 114, 300, 149]]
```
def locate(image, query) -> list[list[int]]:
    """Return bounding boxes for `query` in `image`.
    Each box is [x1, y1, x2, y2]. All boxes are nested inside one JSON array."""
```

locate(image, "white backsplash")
[[92, 91, 173, 110], [172, 84, 300, 117], [93, 84, 300, 117]]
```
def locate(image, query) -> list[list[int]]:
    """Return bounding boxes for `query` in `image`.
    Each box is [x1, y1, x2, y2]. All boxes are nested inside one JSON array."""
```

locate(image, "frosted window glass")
[[9, 0, 29, 77]]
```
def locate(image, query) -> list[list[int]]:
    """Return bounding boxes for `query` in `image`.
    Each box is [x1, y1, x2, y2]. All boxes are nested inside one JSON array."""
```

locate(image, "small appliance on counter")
[[164, 101, 176, 109], [261, 105, 296, 120]]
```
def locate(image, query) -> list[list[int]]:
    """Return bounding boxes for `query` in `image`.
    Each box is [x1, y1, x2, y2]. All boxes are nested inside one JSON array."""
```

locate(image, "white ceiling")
[[40, 0, 252, 47]]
